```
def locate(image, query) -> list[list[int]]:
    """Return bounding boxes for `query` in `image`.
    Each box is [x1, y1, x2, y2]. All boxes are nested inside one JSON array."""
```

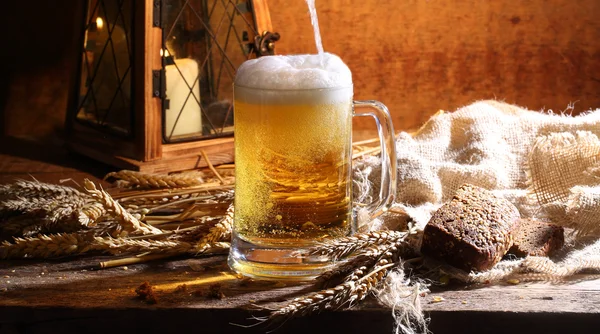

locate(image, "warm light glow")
[[96, 17, 104, 30], [152, 272, 238, 290], [160, 48, 172, 57]]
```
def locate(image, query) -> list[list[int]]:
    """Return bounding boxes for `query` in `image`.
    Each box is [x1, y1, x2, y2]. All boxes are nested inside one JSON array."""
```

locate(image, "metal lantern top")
[[66, 0, 277, 173]]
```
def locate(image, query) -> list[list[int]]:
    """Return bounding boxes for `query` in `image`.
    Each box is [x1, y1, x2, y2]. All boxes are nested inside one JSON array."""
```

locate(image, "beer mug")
[[228, 53, 397, 280]]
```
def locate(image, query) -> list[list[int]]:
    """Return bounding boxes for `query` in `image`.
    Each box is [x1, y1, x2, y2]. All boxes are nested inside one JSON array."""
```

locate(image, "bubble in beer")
[[233, 53, 354, 246]]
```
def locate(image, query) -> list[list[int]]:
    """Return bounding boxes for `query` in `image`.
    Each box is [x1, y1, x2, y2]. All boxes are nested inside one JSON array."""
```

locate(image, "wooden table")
[[1, 137, 599, 334]]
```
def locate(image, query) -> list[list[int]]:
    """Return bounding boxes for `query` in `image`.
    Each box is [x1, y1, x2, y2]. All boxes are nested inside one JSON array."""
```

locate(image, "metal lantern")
[[66, 0, 279, 173]]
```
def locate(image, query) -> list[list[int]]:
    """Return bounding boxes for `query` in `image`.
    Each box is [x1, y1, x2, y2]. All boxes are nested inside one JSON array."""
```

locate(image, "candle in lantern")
[[96, 17, 104, 30], [164, 50, 203, 139]]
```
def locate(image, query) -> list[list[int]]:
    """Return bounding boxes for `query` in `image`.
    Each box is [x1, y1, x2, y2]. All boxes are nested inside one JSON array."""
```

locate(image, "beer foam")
[[234, 53, 353, 104], [235, 53, 352, 90]]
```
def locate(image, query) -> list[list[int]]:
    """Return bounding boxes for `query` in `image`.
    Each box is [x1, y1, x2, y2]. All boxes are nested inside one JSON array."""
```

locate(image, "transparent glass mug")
[[228, 84, 397, 280]]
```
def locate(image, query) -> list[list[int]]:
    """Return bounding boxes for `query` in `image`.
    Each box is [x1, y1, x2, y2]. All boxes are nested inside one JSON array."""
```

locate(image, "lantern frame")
[[65, 0, 276, 174]]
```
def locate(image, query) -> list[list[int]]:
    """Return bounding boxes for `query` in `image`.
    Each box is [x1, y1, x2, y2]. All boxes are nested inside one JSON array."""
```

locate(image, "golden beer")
[[234, 93, 353, 246]]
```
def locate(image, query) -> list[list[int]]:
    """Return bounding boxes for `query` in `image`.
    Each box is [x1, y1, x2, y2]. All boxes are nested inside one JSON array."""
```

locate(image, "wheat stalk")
[[94, 237, 192, 255], [88, 221, 126, 238], [83, 179, 162, 235], [112, 187, 234, 216], [0, 233, 101, 259], [199, 150, 226, 185], [268, 262, 395, 321], [1, 180, 91, 235], [0, 229, 231, 259], [268, 231, 412, 322], [2, 197, 59, 213], [94, 237, 230, 256], [105, 170, 205, 189]]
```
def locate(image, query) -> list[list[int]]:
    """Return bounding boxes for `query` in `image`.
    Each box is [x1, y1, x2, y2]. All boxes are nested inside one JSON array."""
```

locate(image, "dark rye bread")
[[508, 219, 564, 257], [421, 184, 521, 272]]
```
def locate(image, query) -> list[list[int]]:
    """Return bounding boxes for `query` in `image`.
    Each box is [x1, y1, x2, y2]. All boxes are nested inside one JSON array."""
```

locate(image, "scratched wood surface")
[[1, 138, 600, 334], [1, 255, 600, 334]]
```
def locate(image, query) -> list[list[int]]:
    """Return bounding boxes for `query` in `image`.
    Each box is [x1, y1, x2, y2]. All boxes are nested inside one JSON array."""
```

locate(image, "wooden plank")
[[68, 122, 138, 157], [63, 1, 86, 138], [64, 136, 234, 174], [0, 256, 599, 334], [251, 0, 274, 34], [1, 256, 599, 313], [161, 137, 234, 157], [123, 151, 234, 174], [136, 0, 163, 162]]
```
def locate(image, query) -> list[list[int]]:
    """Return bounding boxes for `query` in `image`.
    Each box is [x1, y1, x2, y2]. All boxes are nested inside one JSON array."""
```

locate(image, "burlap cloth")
[[387, 99, 600, 229], [356, 100, 600, 332], [355, 101, 600, 313]]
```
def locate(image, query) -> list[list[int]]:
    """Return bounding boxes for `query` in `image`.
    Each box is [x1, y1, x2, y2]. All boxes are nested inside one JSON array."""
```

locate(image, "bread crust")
[[508, 219, 564, 257], [421, 184, 521, 272]]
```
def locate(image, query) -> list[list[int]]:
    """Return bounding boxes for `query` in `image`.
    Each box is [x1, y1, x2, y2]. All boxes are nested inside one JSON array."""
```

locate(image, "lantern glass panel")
[[162, 0, 257, 143], [76, 0, 134, 136]]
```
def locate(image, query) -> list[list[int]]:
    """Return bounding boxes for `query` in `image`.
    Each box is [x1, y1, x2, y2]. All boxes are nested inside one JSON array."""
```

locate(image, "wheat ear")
[[269, 233, 410, 322], [0, 232, 230, 259], [78, 201, 106, 226], [1, 199, 87, 237], [83, 179, 162, 235], [105, 170, 204, 189], [193, 204, 233, 253], [316, 246, 388, 288], [4, 180, 83, 199], [1, 193, 85, 214], [0, 233, 101, 259], [268, 262, 394, 321], [0, 216, 40, 237], [301, 230, 407, 260]]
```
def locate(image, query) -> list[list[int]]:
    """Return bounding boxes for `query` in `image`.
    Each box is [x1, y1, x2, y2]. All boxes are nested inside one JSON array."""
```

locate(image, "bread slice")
[[421, 184, 521, 272], [508, 219, 564, 257]]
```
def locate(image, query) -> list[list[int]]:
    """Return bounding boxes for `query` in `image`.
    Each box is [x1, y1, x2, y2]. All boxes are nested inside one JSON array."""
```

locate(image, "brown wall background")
[[269, 0, 600, 131], [0, 1, 82, 139], [1, 0, 599, 139]]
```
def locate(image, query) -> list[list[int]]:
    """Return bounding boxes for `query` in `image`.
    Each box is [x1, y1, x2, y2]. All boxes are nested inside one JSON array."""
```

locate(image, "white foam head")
[[234, 53, 352, 104]]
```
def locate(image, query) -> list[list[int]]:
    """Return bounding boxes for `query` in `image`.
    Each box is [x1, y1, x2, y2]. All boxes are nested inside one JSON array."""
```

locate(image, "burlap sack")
[[359, 100, 600, 282]]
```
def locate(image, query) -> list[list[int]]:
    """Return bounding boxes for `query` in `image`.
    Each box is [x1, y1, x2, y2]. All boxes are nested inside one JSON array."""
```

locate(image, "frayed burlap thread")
[[374, 269, 430, 334]]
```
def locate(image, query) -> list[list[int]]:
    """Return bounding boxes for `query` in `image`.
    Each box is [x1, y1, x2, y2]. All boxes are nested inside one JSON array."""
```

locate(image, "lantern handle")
[[254, 31, 280, 57]]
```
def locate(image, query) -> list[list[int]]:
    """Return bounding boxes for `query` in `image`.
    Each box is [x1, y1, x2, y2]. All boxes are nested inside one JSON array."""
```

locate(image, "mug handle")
[[353, 100, 397, 219]]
